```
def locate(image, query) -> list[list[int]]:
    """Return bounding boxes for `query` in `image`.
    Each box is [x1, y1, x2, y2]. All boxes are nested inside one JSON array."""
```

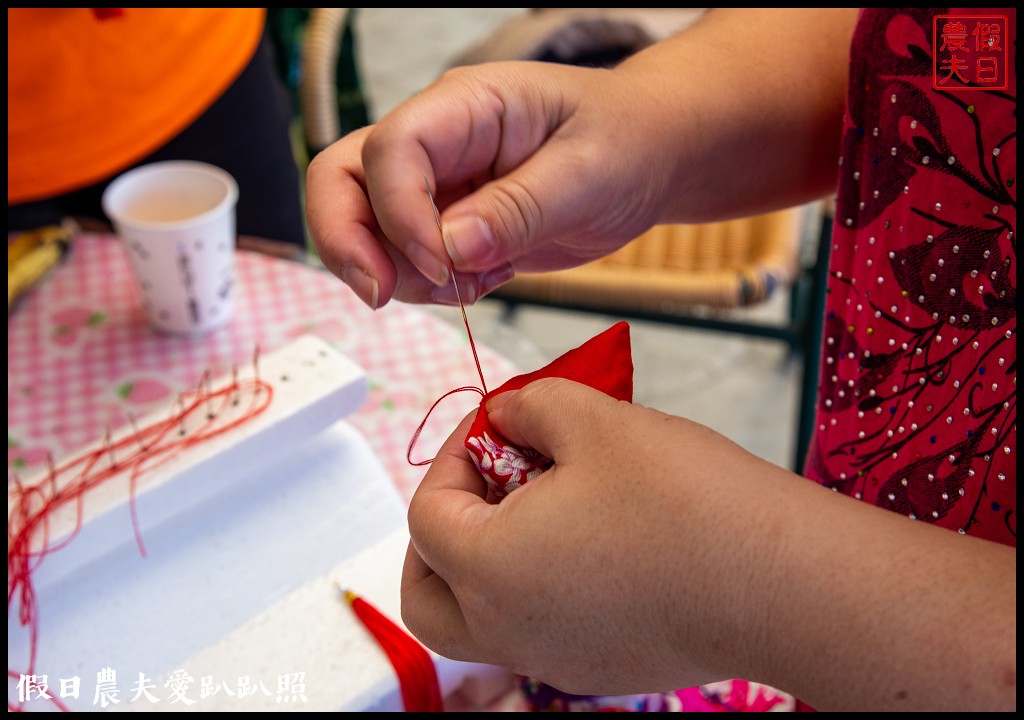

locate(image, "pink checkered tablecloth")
[[7, 233, 520, 505]]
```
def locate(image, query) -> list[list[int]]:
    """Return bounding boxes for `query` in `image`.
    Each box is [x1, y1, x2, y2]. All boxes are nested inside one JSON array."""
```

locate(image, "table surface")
[[7, 233, 520, 505]]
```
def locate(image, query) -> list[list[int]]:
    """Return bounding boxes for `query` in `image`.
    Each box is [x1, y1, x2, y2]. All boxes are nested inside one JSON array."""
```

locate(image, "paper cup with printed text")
[[102, 161, 239, 335]]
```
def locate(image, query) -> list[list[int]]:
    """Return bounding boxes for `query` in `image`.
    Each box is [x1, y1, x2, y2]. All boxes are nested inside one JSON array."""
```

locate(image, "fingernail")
[[430, 285, 460, 306], [341, 264, 379, 310], [479, 263, 515, 298], [485, 390, 516, 413], [430, 275, 477, 305], [443, 215, 495, 268], [463, 278, 478, 305], [406, 243, 450, 288]]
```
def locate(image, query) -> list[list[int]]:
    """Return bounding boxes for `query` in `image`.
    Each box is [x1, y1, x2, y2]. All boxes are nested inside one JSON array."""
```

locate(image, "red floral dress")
[[805, 7, 1016, 549]]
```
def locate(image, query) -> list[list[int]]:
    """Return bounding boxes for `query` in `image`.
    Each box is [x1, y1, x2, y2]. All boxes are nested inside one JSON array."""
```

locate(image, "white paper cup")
[[102, 161, 239, 335]]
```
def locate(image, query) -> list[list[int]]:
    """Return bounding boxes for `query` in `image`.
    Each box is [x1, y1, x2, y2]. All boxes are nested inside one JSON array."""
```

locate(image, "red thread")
[[7, 369, 273, 712], [406, 264, 489, 467], [453, 278, 488, 395], [407, 386, 484, 466], [342, 589, 443, 713], [410, 176, 491, 468]]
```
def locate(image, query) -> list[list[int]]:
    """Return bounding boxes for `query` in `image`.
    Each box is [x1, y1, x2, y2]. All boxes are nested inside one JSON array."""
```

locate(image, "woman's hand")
[[401, 377, 1016, 710], [305, 61, 672, 308], [401, 378, 792, 694]]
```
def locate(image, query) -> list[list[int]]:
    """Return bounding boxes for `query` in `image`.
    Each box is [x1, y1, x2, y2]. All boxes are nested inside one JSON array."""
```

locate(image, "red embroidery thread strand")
[[407, 386, 484, 466], [451, 268, 488, 396], [7, 371, 273, 712], [408, 177, 490, 467]]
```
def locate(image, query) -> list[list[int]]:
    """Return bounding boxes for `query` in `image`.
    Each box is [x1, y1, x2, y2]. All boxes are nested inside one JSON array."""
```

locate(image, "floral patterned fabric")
[[520, 678, 797, 713]]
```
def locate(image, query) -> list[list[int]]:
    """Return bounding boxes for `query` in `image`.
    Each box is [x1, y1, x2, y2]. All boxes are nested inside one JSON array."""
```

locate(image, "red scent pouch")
[[465, 321, 634, 499]]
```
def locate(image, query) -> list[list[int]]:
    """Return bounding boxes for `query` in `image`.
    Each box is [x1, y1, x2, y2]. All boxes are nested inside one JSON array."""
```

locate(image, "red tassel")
[[343, 589, 443, 712]]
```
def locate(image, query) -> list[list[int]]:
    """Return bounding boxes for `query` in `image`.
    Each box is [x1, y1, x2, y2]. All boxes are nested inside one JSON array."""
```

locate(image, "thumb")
[[435, 66, 652, 274], [484, 378, 626, 463], [440, 154, 609, 274]]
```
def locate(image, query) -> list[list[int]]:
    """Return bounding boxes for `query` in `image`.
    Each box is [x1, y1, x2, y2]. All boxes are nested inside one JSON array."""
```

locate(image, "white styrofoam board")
[[9, 333, 368, 594], [9, 414, 495, 712]]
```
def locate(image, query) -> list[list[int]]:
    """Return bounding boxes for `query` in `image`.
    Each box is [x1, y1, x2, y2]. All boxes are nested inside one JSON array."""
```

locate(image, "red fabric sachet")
[[465, 321, 633, 499]]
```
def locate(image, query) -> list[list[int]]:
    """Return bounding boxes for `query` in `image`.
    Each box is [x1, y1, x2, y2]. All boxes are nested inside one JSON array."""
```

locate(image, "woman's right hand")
[[305, 59, 673, 308]]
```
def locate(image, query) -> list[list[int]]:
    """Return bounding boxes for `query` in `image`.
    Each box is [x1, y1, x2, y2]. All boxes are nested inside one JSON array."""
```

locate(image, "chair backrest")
[[293, 7, 372, 160], [299, 8, 351, 155], [491, 208, 805, 314]]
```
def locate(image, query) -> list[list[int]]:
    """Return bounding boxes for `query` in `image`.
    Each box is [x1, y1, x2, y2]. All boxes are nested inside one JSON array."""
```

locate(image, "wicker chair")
[[492, 210, 804, 315], [298, 8, 355, 158]]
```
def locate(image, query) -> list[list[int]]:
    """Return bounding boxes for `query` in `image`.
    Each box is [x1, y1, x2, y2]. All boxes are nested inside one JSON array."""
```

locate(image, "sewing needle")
[[424, 176, 488, 394]]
